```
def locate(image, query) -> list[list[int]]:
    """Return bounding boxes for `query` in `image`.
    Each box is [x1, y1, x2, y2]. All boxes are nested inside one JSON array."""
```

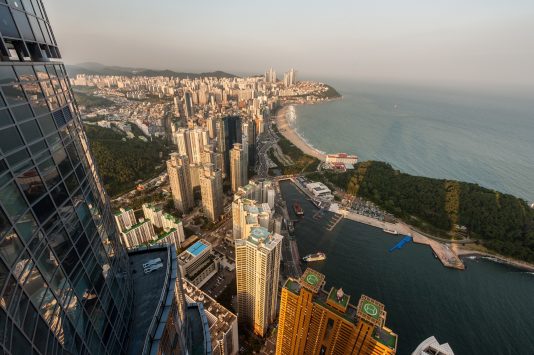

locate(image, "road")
[[256, 119, 279, 178]]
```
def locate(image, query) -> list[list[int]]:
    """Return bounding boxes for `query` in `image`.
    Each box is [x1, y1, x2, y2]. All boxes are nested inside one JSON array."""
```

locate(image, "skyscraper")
[[230, 143, 247, 192], [276, 268, 398, 355], [199, 163, 223, 222], [166, 153, 194, 213], [0, 2, 219, 354], [235, 227, 283, 336]]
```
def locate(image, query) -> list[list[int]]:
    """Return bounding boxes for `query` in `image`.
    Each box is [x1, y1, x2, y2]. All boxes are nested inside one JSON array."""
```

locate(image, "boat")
[[302, 252, 326, 262], [293, 202, 304, 216], [383, 228, 399, 235]]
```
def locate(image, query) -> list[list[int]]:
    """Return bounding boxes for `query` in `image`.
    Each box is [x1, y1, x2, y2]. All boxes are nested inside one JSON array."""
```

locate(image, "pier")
[[388, 236, 413, 252], [326, 213, 344, 231]]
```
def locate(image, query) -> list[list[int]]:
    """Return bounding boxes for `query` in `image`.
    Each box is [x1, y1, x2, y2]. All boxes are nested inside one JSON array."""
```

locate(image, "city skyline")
[[45, 0, 534, 87]]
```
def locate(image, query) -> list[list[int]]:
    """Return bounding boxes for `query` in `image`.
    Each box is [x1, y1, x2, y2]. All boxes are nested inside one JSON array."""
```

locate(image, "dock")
[[326, 213, 343, 231], [388, 236, 413, 252]]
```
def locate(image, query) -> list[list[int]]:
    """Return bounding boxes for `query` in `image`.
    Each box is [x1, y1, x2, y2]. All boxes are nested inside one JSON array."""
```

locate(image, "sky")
[[45, 0, 534, 87]]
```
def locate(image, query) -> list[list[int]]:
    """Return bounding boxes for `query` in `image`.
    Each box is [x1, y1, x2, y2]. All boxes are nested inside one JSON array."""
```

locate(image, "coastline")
[[274, 105, 534, 273], [275, 105, 326, 161]]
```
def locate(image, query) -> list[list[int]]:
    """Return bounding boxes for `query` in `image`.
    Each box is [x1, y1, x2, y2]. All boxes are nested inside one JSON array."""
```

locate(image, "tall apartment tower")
[[114, 207, 137, 232], [199, 164, 223, 222], [0, 2, 220, 354], [230, 143, 247, 192], [235, 227, 283, 336], [276, 268, 398, 355], [167, 153, 194, 213]]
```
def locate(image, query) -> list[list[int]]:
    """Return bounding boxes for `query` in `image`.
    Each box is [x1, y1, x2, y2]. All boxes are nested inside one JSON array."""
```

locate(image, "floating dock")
[[389, 236, 413, 252], [326, 213, 344, 231]]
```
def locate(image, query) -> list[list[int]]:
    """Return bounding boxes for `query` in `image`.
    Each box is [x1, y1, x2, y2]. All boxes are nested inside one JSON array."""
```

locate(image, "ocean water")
[[280, 181, 534, 355], [291, 80, 534, 202]]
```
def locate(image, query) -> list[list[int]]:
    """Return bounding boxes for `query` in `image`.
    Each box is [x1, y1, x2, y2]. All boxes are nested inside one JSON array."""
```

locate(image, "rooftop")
[[245, 227, 283, 250], [188, 240, 209, 257], [372, 327, 398, 350], [183, 280, 237, 352], [326, 287, 350, 313], [299, 268, 325, 294], [127, 247, 170, 354], [356, 294, 385, 327]]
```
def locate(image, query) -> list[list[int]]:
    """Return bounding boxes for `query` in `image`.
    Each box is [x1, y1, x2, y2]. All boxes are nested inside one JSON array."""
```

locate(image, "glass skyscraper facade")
[[0, 1, 133, 354]]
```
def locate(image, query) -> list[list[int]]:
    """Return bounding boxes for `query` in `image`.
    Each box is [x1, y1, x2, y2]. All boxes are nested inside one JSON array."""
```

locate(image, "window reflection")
[[1, 84, 27, 105], [0, 181, 28, 221], [16, 167, 46, 203]]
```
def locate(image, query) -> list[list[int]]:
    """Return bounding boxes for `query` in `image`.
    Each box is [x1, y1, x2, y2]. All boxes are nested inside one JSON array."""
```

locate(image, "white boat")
[[383, 228, 399, 235], [302, 252, 326, 262]]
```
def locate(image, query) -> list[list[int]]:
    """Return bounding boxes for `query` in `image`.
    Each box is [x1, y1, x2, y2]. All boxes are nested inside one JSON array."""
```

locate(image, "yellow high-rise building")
[[276, 268, 397, 355]]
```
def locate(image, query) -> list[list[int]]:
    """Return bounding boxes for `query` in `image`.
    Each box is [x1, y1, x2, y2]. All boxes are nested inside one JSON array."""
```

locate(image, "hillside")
[[312, 161, 534, 262], [66, 62, 237, 79], [84, 125, 170, 196]]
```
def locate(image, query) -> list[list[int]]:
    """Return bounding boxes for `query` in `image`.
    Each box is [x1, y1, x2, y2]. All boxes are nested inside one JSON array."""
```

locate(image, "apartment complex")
[[235, 227, 283, 336], [167, 152, 194, 213], [276, 268, 398, 355], [199, 163, 224, 222]]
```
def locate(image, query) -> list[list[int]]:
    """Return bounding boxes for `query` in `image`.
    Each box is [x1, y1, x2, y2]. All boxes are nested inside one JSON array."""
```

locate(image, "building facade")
[[276, 268, 398, 355], [235, 227, 282, 336], [0, 2, 134, 353], [230, 143, 247, 192], [120, 219, 156, 248], [166, 153, 194, 213], [178, 239, 218, 288], [199, 164, 223, 223], [114, 207, 137, 232]]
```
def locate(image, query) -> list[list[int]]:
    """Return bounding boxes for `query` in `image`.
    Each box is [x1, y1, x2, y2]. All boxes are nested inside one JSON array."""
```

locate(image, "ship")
[[383, 228, 399, 235], [293, 202, 304, 216], [302, 252, 326, 262]]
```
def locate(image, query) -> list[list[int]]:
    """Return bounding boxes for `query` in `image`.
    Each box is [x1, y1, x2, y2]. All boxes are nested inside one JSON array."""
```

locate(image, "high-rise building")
[[0, 2, 202, 354], [235, 227, 283, 336], [283, 68, 297, 87], [276, 268, 398, 355], [230, 143, 247, 192], [232, 180, 276, 240], [114, 207, 137, 232], [264, 67, 277, 83], [120, 218, 156, 248], [183, 91, 193, 118], [199, 163, 223, 222], [167, 153, 194, 213]]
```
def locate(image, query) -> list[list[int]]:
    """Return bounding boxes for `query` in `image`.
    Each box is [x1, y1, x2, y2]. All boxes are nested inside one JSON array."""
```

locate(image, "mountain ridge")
[[66, 62, 238, 79]]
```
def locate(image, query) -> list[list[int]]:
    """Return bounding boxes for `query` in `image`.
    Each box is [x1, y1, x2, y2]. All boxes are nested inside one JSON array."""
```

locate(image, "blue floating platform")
[[389, 236, 413, 253]]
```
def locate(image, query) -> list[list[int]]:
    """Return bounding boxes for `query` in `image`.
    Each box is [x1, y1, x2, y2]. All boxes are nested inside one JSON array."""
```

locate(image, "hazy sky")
[[45, 0, 534, 86]]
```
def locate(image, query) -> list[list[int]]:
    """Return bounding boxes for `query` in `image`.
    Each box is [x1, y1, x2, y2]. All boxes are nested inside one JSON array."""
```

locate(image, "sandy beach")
[[275, 105, 326, 161]]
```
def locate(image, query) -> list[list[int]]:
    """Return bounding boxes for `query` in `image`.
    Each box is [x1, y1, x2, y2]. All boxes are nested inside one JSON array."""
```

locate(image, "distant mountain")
[[65, 62, 238, 79]]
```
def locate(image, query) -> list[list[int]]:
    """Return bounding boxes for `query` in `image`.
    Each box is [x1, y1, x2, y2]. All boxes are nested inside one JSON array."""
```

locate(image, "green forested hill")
[[316, 161, 534, 262], [84, 125, 169, 196]]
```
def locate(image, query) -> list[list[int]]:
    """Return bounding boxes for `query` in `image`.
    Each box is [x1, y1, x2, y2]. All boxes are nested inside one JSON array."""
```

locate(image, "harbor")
[[278, 180, 534, 354]]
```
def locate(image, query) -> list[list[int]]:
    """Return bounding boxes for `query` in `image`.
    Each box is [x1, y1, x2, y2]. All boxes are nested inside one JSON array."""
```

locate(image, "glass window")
[[0, 229, 24, 266], [23, 266, 47, 307], [31, 0, 43, 18], [28, 139, 46, 155], [32, 194, 54, 223], [16, 168, 45, 203], [33, 65, 48, 81], [0, 5, 19, 38], [14, 66, 37, 82], [0, 181, 28, 221], [0, 126, 23, 153], [52, 147, 72, 177], [20, 119, 42, 142], [28, 14, 44, 43], [45, 65, 58, 79], [6, 148, 31, 174], [12, 10, 35, 41], [0, 258, 7, 292], [38, 157, 61, 188], [7, 0, 23, 8], [51, 182, 68, 206], [0, 66, 18, 85], [14, 211, 37, 243], [0, 206, 10, 237], [11, 103, 34, 122], [21, 0, 35, 14], [0, 108, 14, 128], [1, 84, 27, 105], [37, 113, 56, 135], [31, 99, 49, 116]]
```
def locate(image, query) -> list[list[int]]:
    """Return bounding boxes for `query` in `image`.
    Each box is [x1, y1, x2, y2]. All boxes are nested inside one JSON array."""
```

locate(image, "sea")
[[280, 181, 534, 355], [288, 80, 534, 202]]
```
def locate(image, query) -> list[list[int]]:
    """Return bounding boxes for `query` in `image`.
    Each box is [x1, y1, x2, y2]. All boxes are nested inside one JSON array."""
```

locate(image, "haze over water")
[[292, 80, 534, 202]]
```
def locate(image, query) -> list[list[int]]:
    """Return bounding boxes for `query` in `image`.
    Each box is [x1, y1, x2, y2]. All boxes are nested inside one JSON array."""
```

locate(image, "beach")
[[275, 105, 326, 161]]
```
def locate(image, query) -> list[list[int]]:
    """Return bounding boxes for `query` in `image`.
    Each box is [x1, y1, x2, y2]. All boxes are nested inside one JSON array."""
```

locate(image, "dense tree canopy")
[[84, 125, 170, 196], [320, 161, 534, 262]]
